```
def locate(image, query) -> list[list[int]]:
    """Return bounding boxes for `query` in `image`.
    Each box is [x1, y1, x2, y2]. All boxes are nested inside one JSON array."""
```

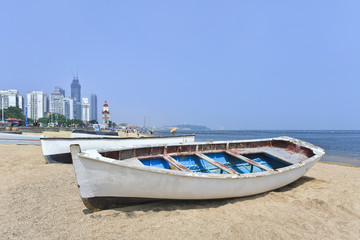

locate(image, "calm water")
[[156, 130, 360, 166]]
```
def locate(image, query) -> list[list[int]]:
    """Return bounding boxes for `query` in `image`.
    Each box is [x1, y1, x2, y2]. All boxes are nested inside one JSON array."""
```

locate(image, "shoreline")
[[320, 160, 360, 168]]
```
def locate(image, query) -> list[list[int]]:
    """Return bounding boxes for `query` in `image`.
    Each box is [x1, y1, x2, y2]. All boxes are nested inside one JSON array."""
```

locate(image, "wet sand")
[[0, 144, 359, 239]]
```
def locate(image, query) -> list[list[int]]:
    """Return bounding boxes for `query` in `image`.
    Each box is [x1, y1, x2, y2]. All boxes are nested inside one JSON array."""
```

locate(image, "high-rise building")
[[63, 97, 74, 119], [0, 89, 24, 110], [50, 89, 64, 115], [74, 101, 82, 120], [55, 86, 65, 97], [90, 94, 97, 122], [102, 101, 110, 125], [26, 90, 48, 120], [18, 95, 24, 110], [71, 77, 81, 120], [81, 98, 90, 122]]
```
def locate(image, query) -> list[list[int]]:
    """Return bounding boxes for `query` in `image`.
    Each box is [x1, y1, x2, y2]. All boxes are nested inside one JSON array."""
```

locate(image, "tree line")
[[0, 107, 95, 126], [0, 106, 34, 122]]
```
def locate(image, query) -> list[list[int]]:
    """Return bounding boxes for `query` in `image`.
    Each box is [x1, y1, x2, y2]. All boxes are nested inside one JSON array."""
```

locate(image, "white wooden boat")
[[70, 136, 325, 211], [41, 134, 195, 164], [70, 129, 120, 138]]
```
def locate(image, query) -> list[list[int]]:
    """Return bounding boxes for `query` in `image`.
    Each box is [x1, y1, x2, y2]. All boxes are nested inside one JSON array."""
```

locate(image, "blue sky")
[[0, 1, 359, 130]]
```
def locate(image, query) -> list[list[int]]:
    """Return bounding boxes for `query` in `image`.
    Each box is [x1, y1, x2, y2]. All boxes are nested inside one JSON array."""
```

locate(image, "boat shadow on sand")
[[82, 176, 315, 215]]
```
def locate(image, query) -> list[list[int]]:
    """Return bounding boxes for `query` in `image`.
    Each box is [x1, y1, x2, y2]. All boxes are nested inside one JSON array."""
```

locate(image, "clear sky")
[[1, 1, 359, 130]]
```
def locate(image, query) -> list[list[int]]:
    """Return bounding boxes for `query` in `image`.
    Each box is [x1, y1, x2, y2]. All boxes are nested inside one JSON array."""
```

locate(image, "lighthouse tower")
[[102, 100, 110, 126]]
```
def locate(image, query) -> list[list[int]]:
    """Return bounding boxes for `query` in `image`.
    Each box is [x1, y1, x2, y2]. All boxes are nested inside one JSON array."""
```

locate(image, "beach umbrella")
[[170, 127, 177, 133]]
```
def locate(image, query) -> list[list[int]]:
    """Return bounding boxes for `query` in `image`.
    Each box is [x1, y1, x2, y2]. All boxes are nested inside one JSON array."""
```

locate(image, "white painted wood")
[[71, 137, 325, 200], [41, 135, 195, 156], [70, 132, 120, 138]]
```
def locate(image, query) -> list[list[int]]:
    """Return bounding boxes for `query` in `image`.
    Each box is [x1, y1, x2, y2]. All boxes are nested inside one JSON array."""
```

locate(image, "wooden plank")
[[163, 155, 192, 172], [195, 153, 239, 175], [137, 154, 164, 160], [226, 150, 272, 171]]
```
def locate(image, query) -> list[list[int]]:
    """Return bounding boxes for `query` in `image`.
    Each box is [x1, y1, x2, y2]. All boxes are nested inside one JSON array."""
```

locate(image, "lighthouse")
[[102, 100, 110, 127]]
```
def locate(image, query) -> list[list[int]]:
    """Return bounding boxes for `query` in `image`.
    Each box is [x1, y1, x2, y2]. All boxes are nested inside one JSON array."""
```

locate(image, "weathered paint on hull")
[[81, 162, 314, 211]]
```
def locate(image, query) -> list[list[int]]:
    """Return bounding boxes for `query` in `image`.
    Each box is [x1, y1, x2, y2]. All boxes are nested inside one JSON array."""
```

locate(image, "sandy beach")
[[0, 142, 359, 239]]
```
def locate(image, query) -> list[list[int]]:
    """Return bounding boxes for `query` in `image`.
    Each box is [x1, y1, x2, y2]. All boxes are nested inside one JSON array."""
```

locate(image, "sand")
[[22, 130, 72, 138], [0, 144, 359, 240]]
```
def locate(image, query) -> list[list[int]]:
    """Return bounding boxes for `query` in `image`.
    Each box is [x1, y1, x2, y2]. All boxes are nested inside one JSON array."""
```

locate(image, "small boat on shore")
[[70, 136, 325, 211], [41, 134, 195, 164]]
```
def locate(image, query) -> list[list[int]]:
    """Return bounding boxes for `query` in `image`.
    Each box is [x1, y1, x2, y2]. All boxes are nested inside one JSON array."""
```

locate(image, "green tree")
[[73, 119, 84, 125], [55, 114, 67, 125], [46, 113, 68, 126], [0, 107, 25, 120], [38, 117, 49, 124], [66, 119, 84, 126], [108, 120, 117, 128], [0, 107, 35, 125]]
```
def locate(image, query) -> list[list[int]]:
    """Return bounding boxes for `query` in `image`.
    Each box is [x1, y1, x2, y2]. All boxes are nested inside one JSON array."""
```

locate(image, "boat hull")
[[41, 135, 195, 164], [70, 137, 324, 211], [70, 129, 120, 138], [80, 160, 318, 211]]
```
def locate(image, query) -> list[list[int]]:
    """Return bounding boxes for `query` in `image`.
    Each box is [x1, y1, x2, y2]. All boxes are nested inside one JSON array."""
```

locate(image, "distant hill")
[[156, 124, 210, 131]]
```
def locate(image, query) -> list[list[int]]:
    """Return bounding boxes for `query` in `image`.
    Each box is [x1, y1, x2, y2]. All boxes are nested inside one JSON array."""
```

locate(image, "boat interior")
[[99, 139, 315, 175]]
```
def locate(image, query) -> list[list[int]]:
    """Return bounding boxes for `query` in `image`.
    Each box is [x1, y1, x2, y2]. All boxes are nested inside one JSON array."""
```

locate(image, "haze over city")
[[1, 1, 359, 130]]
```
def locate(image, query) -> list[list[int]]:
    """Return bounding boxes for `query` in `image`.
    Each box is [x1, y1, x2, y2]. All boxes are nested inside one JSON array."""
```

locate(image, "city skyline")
[[1, 76, 103, 123], [2, 79, 146, 127], [1, 1, 359, 130]]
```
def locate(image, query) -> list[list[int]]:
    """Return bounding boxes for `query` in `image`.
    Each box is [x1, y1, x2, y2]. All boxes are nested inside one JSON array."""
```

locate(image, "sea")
[[156, 130, 360, 167]]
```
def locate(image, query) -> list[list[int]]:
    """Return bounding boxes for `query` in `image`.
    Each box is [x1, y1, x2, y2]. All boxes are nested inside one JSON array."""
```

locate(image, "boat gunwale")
[[40, 134, 196, 141], [74, 136, 324, 180], [92, 136, 325, 156]]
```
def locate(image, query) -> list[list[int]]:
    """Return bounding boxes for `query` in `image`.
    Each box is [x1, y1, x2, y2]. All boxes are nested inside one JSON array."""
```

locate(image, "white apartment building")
[[26, 91, 48, 120], [0, 89, 24, 110], [18, 95, 24, 110], [63, 97, 74, 119], [50, 89, 64, 115], [81, 98, 90, 122]]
